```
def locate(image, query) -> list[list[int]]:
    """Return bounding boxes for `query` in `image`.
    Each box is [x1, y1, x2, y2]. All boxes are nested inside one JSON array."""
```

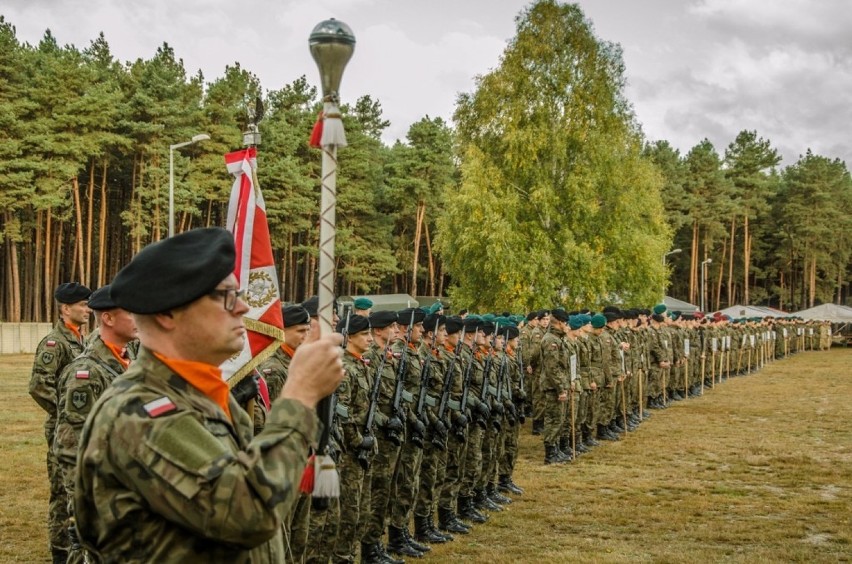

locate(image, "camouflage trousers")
[[597, 385, 616, 427], [460, 423, 483, 497], [477, 422, 499, 489], [414, 438, 442, 517], [331, 452, 372, 562], [45, 424, 69, 554], [498, 420, 519, 477], [531, 369, 545, 422], [287, 492, 311, 562], [558, 391, 580, 444], [438, 428, 468, 510], [390, 438, 423, 528], [304, 495, 339, 564], [363, 436, 401, 544], [584, 389, 598, 430], [647, 367, 662, 399], [542, 393, 565, 447]]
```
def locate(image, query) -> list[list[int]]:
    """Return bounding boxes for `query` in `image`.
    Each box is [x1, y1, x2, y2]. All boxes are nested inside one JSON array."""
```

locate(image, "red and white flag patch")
[[143, 397, 177, 418], [46, 340, 56, 347], [75, 370, 90, 379]]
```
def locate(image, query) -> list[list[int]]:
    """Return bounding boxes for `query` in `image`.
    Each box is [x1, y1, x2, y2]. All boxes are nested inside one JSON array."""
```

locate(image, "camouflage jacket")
[[75, 346, 316, 563], [54, 335, 130, 500], [257, 345, 294, 404], [540, 327, 570, 393], [30, 320, 85, 435]]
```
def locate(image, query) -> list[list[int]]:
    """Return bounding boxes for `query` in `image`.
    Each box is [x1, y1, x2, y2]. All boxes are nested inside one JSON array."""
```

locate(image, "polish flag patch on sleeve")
[[143, 397, 177, 418], [46, 340, 56, 347], [75, 370, 90, 379]]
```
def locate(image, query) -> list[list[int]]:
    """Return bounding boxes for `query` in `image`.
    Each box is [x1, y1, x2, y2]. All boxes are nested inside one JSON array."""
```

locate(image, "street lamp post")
[[168, 133, 210, 238], [662, 248, 682, 265], [701, 258, 713, 312]]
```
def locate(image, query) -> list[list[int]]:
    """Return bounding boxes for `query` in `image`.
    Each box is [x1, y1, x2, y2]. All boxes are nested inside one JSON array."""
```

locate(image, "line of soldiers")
[[520, 305, 833, 465], [29, 264, 833, 563]]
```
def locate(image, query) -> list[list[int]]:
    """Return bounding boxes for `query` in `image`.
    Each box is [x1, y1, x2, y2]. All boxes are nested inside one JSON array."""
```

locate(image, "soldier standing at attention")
[[73, 228, 344, 561], [539, 309, 571, 464], [30, 281, 91, 563], [53, 285, 136, 564]]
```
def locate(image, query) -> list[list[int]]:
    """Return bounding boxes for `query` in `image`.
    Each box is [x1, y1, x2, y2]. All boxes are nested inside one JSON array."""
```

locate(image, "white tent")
[[792, 303, 852, 323], [663, 296, 699, 313], [716, 304, 785, 319]]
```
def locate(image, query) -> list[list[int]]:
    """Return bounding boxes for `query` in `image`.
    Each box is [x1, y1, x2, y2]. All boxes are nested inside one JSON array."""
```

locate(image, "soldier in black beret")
[[30, 281, 92, 561], [75, 227, 346, 562]]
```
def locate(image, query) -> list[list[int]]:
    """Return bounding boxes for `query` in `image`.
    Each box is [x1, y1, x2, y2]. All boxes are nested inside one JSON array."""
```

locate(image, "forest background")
[[1, 0, 850, 322]]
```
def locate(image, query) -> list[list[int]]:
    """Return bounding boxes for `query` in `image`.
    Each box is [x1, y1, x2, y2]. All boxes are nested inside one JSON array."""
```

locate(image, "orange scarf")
[[153, 352, 231, 420], [281, 343, 296, 359], [65, 322, 83, 343], [103, 339, 131, 370]]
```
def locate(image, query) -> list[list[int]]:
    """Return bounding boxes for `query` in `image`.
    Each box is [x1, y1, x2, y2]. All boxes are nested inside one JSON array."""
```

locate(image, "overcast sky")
[[4, 0, 850, 167]]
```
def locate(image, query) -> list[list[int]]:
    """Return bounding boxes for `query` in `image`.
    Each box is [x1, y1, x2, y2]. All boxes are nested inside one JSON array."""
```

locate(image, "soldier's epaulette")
[[75, 370, 90, 379], [143, 397, 178, 418], [46, 340, 56, 347]]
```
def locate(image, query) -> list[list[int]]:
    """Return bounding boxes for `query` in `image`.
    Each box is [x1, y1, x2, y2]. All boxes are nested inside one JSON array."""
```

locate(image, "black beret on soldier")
[[551, 308, 569, 322], [397, 307, 426, 325], [110, 227, 234, 314], [283, 305, 310, 327], [302, 296, 319, 317], [55, 282, 92, 304], [480, 322, 496, 336], [505, 325, 520, 340], [337, 313, 370, 334], [369, 310, 398, 329], [462, 316, 482, 331], [87, 285, 117, 311], [445, 316, 464, 335], [423, 314, 445, 332]]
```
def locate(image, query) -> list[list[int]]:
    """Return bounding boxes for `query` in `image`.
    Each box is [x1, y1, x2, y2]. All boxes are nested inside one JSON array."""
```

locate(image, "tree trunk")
[[412, 201, 426, 296], [689, 220, 698, 304], [72, 177, 86, 282], [85, 159, 95, 287], [743, 214, 750, 305], [44, 207, 53, 321], [424, 217, 435, 296], [727, 217, 735, 307], [715, 236, 727, 311], [4, 211, 21, 322], [98, 160, 109, 288]]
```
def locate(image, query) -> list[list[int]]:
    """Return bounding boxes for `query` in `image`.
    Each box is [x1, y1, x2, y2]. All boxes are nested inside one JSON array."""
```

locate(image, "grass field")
[[1, 350, 850, 562]]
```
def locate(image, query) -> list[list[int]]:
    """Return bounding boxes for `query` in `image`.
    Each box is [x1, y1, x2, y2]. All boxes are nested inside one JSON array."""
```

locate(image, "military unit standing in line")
[[29, 228, 834, 563]]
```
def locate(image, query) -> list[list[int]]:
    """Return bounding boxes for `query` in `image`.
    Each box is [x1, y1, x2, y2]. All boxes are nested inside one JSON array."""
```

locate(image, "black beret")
[[604, 311, 620, 322], [652, 313, 666, 323], [445, 316, 464, 335], [505, 326, 520, 340], [480, 322, 496, 335], [302, 296, 318, 317], [525, 311, 537, 321], [423, 314, 445, 331], [337, 313, 370, 334], [536, 310, 549, 319], [551, 308, 569, 322], [602, 305, 620, 314], [55, 282, 91, 304], [87, 285, 117, 311], [397, 307, 426, 325], [462, 317, 482, 331], [283, 305, 310, 327], [369, 310, 398, 329], [111, 228, 234, 314]]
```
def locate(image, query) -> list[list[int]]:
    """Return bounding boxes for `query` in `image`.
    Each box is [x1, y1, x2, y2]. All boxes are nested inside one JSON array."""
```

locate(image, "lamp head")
[[309, 18, 356, 101], [191, 134, 210, 143]]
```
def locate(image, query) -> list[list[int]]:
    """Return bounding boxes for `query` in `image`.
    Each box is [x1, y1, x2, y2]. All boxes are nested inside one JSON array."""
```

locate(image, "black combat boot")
[[583, 425, 599, 447], [487, 482, 512, 504], [438, 505, 470, 534], [387, 525, 423, 559], [558, 437, 575, 461], [428, 509, 453, 541], [375, 541, 404, 564], [458, 495, 488, 523], [532, 418, 544, 435], [610, 418, 625, 434], [544, 444, 562, 464], [474, 487, 502, 512], [401, 526, 431, 553], [574, 434, 589, 454], [597, 423, 618, 441], [499, 474, 524, 495], [414, 513, 448, 544], [362, 541, 397, 564]]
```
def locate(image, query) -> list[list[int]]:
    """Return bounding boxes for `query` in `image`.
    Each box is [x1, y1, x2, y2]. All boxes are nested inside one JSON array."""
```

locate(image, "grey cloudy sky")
[[4, 0, 850, 166]]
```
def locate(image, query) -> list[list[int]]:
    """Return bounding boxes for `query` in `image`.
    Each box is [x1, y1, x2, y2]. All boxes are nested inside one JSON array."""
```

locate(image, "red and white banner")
[[221, 147, 285, 385]]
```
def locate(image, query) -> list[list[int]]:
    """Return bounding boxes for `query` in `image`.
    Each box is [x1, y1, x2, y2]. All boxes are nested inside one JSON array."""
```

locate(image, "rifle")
[[357, 335, 393, 469], [413, 316, 441, 449], [387, 309, 416, 446], [477, 324, 499, 429], [436, 325, 466, 447], [515, 337, 527, 424], [492, 329, 510, 431], [457, 327, 480, 435]]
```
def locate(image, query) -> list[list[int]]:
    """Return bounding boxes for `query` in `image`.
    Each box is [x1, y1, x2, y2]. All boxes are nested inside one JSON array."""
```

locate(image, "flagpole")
[[309, 18, 356, 501]]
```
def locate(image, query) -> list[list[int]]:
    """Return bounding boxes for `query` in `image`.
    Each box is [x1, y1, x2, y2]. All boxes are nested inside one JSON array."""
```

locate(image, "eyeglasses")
[[209, 288, 246, 312]]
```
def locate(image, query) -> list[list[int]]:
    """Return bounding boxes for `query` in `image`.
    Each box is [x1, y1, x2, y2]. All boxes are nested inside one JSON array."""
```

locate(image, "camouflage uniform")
[[498, 346, 523, 484], [459, 342, 486, 501], [539, 326, 569, 453], [436, 342, 469, 525], [75, 347, 315, 561], [54, 335, 130, 563], [30, 320, 85, 557]]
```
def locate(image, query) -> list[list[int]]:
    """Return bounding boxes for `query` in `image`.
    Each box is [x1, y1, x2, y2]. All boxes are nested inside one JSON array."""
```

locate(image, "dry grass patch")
[[1, 350, 850, 562]]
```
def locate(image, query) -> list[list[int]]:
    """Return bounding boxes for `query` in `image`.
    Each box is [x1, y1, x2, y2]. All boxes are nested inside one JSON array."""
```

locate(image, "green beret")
[[568, 315, 584, 330], [591, 313, 607, 329], [55, 282, 92, 304], [353, 297, 373, 310], [337, 313, 370, 334], [653, 303, 667, 315], [482, 313, 496, 322], [428, 302, 443, 314], [369, 310, 398, 328], [87, 285, 117, 311], [111, 227, 234, 314], [283, 305, 310, 327]]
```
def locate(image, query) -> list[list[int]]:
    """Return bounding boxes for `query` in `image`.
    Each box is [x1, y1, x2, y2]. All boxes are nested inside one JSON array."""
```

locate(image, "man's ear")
[[153, 310, 178, 331]]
